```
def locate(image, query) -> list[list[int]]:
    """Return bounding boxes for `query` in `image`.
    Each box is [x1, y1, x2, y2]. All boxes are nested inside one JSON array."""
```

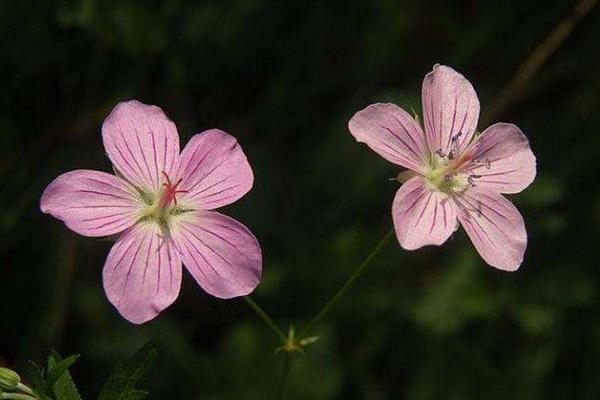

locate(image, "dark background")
[[1, 0, 600, 399]]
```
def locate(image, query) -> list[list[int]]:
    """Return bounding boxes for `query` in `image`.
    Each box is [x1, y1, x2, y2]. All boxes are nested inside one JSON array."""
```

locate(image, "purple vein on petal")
[[429, 199, 439, 234], [380, 125, 422, 161], [186, 176, 230, 198], [180, 225, 233, 268], [447, 97, 458, 151], [112, 234, 138, 272], [156, 237, 162, 295], [167, 241, 174, 289], [124, 230, 145, 292], [389, 114, 425, 159], [134, 127, 154, 189], [180, 238, 213, 280], [185, 154, 231, 194], [182, 146, 214, 186], [142, 232, 155, 286], [75, 190, 128, 200], [414, 192, 433, 227], [116, 121, 145, 182], [114, 143, 139, 183], [83, 178, 136, 197], [150, 128, 159, 189]]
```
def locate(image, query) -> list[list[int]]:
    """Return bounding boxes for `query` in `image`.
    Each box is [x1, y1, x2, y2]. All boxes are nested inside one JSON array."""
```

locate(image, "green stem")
[[1, 394, 38, 400], [15, 384, 34, 396], [243, 296, 287, 342], [277, 353, 293, 400], [301, 229, 395, 337]]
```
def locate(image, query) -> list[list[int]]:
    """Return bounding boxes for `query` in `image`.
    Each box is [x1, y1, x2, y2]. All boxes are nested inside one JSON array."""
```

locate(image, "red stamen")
[[159, 171, 186, 208]]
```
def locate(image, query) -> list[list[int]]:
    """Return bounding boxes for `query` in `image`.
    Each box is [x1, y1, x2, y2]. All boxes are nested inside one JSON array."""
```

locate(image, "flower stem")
[[243, 296, 287, 342], [301, 229, 395, 337], [483, 0, 598, 125], [277, 353, 293, 400]]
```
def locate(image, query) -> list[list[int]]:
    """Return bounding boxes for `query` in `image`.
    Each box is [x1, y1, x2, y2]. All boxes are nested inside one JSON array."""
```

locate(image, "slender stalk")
[[1, 394, 38, 400], [277, 353, 293, 400], [243, 296, 287, 342], [301, 229, 395, 337], [15, 384, 34, 396], [483, 0, 598, 125]]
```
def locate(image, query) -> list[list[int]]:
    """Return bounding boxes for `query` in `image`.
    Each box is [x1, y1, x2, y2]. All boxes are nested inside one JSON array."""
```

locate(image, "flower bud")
[[0, 367, 20, 390]]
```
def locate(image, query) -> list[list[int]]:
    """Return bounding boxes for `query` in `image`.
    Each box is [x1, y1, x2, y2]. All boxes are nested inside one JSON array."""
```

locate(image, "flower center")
[[141, 172, 189, 228], [424, 134, 490, 193], [425, 152, 467, 193]]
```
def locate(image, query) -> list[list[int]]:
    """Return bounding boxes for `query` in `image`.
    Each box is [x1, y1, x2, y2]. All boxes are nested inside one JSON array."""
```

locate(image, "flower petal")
[[454, 189, 527, 271], [468, 123, 536, 194], [102, 100, 180, 193], [392, 176, 458, 250], [103, 222, 182, 324], [40, 170, 143, 237], [171, 210, 262, 299], [176, 129, 253, 210], [348, 103, 428, 173], [422, 65, 480, 154]]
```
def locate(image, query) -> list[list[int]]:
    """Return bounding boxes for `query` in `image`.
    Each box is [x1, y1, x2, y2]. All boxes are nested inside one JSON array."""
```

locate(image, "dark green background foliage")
[[1, 0, 599, 399]]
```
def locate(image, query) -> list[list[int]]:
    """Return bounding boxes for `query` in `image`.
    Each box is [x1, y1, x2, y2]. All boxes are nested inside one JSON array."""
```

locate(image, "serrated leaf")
[[49, 351, 83, 400], [118, 389, 148, 400], [45, 354, 80, 391], [98, 337, 161, 400]]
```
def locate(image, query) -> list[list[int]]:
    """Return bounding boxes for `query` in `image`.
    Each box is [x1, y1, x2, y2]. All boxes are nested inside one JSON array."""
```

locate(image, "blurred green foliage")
[[1, 0, 600, 399]]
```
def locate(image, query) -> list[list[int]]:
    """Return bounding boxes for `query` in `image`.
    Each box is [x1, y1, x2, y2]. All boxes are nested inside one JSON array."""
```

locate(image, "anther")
[[448, 131, 463, 160]]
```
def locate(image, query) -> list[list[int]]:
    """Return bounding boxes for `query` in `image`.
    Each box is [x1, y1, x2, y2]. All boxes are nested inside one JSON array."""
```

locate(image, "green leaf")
[[48, 351, 83, 400], [26, 361, 50, 400], [45, 354, 80, 390], [98, 337, 161, 400], [118, 389, 148, 400]]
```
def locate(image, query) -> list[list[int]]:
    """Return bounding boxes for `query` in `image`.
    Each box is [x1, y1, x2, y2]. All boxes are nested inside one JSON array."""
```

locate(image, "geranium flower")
[[348, 65, 536, 271], [41, 100, 262, 323]]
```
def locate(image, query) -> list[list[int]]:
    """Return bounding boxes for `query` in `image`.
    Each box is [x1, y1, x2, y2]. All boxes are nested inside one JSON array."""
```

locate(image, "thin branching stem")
[[301, 229, 395, 337], [483, 0, 598, 125], [243, 296, 287, 342], [277, 353, 293, 400]]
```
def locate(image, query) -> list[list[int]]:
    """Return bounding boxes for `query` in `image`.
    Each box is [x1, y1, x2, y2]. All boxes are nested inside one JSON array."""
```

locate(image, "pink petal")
[[421, 65, 480, 154], [454, 189, 527, 271], [103, 222, 182, 324], [468, 123, 536, 194], [392, 176, 458, 250], [171, 210, 262, 299], [176, 129, 253, 210], [102, 100, 180, 193], [40, 170, 143, 237], [348, 103, 428, 173]]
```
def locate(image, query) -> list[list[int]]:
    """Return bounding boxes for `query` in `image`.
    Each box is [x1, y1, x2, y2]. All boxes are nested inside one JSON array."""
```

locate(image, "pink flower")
[[348, 65, 536, 271], [41, 100, 262, 323]]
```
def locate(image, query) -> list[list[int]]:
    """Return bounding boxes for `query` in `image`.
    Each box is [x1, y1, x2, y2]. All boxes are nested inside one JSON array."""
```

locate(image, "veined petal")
[[103, 222, 182, 324], [176, 129, 253, 210], [468, 123, 536, 194], [40, 170, 143, 237], [348, 103, 428, 173], [454, 189, 527, 271], [102, 100, 180, 193], [392, 176, 458, 250], [171, 210, 262, 299], [422, 65, 480, 154]]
